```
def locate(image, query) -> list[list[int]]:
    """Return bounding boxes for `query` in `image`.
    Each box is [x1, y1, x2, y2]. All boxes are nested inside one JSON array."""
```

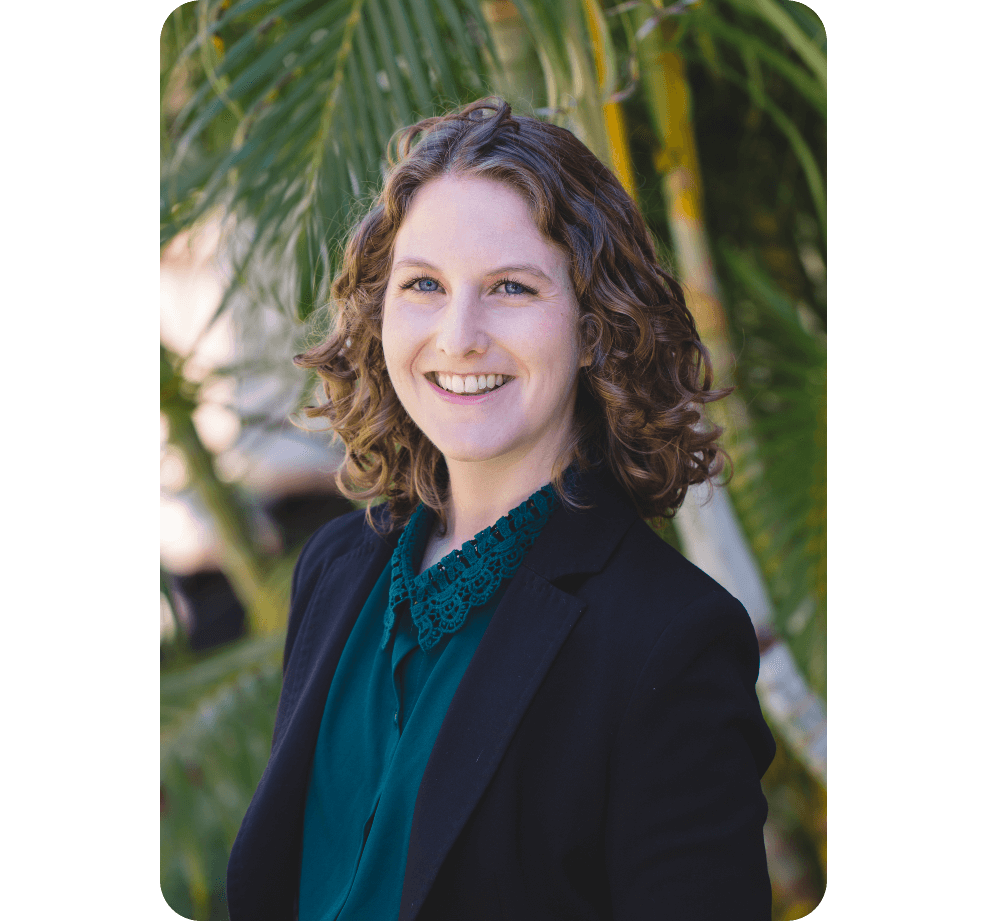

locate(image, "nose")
[[434, 288, 489, 357]]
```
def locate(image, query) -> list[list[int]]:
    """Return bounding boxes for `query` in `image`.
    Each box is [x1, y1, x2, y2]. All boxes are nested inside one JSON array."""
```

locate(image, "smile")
[[427, 372, 512, 395], [425, 374, 513, 406]]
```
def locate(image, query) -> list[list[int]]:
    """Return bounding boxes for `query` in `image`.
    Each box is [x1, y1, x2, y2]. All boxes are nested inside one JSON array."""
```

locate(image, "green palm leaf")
[[161, 632, 285, 919], [721, 244, 826, 696], [161, 0, 497, 333]]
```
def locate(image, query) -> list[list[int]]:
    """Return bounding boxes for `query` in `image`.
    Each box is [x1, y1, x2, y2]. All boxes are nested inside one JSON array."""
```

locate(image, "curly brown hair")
[[295, 98, 729, 531]]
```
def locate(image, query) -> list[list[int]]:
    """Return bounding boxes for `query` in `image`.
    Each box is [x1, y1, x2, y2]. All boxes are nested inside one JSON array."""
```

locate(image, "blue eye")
[[399, 276, 532, 296], [399, 276, 441, 293], [496, 278, 537, 297]]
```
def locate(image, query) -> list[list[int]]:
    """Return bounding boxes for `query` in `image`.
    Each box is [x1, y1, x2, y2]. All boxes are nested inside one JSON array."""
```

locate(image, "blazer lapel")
[[400, 468, 639, 921]]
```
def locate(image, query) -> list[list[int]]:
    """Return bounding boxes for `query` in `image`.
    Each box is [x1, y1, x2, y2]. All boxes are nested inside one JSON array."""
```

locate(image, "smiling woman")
[[294, 98, 731, 536], [227, 99, 775, 921], [382, 176, 587, 551]]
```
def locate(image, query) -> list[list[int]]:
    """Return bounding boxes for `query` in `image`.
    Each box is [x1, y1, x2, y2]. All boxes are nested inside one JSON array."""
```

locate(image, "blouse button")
[[393, 710, 399, 726]]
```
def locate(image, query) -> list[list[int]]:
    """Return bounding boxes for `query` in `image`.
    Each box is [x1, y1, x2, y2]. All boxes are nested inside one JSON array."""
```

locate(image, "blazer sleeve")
[[604, 590, 776, 920], [280, 509, 364, 675], [282, 524, 324, 675], [270, 510, 365, 746]]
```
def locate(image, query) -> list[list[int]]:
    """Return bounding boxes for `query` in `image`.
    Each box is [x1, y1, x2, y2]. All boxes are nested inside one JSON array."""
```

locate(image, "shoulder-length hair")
[[295, 98, 729, 532]]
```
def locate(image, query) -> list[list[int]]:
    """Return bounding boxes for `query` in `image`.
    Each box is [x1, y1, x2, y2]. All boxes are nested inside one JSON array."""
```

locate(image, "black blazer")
[[227, 469, 775, 920]]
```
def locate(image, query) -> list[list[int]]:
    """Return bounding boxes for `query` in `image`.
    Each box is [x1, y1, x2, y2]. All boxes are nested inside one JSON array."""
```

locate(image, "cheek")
[[381, 302, 426, 393], [530, 311, 583, 372], [380, 300, 404, 370]]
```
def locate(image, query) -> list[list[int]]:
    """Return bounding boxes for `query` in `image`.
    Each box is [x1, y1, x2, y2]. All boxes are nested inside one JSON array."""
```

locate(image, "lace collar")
[[382, 483, 559, 652]]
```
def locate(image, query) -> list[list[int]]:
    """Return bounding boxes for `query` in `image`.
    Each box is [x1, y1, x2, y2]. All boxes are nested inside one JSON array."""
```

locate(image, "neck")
[[441, 452, 563, 547]]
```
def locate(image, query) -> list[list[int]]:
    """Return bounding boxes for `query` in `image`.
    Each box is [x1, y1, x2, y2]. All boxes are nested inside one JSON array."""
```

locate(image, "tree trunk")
[[161, 349, 285, 636]]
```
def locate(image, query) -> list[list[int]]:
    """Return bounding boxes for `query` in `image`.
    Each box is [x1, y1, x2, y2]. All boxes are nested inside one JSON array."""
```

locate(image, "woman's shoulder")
[[291, 503, 394, 598], [576, 512, 757, 667], [634, 522, 763, 682], [563, 515, 764, 743], [617, 516, 737, 609], [542, 467, 748, 628]]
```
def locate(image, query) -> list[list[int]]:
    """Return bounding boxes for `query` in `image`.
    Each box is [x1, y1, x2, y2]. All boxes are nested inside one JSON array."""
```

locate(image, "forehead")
[[391, 175, 566, 275]]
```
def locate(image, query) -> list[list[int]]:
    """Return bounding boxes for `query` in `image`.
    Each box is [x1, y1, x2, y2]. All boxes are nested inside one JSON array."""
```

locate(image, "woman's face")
[[381, 175, 585, 480]]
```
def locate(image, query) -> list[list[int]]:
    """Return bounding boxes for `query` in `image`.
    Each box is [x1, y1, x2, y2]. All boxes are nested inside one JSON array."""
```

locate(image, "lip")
[[426, 377, 511, 405]]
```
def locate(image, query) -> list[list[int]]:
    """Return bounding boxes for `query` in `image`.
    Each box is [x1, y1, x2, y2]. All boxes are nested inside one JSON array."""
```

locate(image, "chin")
[[430, 440, 513, 465]]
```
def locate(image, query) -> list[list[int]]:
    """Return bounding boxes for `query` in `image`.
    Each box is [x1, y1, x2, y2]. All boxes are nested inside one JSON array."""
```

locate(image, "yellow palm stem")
[[643, 38, 730, 369], [582, 0, 637, 200]]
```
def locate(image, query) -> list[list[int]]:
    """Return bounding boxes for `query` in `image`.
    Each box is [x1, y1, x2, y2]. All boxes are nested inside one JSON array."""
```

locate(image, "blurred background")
[[160, 1, 826, 918]]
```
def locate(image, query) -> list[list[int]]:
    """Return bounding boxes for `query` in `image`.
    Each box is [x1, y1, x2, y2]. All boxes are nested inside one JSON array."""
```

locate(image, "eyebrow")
[[391, 258, 554, 284]]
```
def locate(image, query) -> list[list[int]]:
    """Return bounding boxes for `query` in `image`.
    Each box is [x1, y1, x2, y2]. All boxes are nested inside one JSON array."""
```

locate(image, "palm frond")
[[718, 0, 825, 88], [161, 0, 495, 328], [685, 4, 825, 116], [161, 633, 284, 919], [721, 244, 826, 696]]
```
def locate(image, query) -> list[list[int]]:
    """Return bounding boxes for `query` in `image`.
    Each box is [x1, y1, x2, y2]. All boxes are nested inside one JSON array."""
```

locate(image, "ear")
[[577, 314, 598, 370]]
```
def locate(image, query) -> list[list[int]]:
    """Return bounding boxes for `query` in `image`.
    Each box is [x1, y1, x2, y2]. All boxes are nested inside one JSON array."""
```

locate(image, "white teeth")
[[434, 373, 509, 394]]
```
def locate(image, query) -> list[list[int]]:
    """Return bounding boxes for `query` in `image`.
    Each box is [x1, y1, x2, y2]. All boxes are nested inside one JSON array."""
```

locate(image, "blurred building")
[[161, 217, 348, 649]]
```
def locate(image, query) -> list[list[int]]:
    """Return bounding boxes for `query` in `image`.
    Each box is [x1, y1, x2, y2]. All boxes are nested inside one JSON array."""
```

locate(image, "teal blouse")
[[299, 485, 558, 921]]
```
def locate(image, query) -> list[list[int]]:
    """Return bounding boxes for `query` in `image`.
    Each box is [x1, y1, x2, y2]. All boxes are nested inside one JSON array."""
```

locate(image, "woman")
[[227, 98, 775, 921]]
